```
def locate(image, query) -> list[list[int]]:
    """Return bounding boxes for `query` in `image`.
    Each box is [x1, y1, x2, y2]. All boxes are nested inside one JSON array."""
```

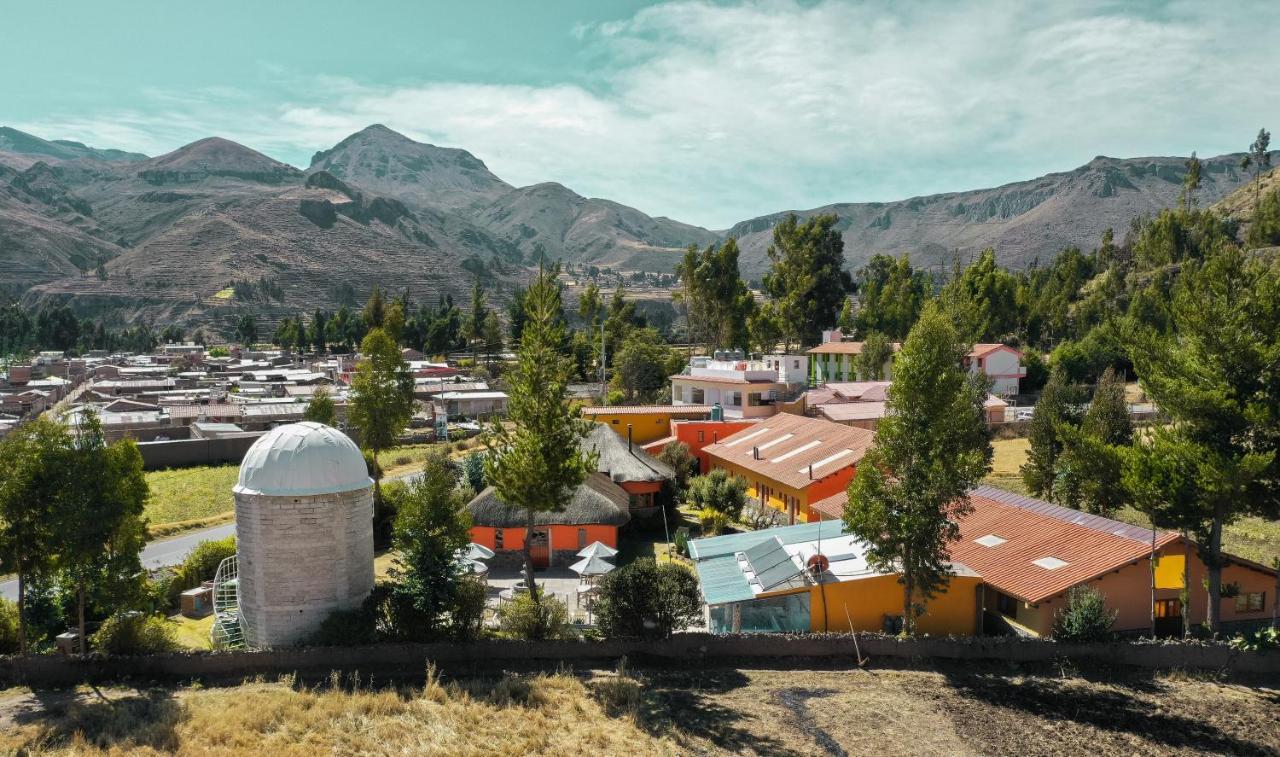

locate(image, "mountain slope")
[[0, 126, 147, 163], [475, 181, 719, 270], [308, 124, 511, 211], [729, 153, 1269, 278]]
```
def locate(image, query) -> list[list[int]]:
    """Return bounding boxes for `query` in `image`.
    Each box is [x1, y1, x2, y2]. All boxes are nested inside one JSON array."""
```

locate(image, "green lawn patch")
[[145, 464, 239, 528]]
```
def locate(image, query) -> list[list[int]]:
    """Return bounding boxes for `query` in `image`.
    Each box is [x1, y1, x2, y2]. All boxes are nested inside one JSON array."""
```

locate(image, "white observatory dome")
[[234, 421, 371, 497]]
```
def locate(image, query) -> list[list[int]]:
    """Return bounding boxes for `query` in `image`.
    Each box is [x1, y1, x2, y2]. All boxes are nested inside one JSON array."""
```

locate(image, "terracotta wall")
[[469, 524, 618, 553], [806, 574, 982, 635]]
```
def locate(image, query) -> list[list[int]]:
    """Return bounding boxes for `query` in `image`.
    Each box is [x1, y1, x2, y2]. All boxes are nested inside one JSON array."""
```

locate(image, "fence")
[[1, 634, 1274, 688], [137, 434, 264, 469]]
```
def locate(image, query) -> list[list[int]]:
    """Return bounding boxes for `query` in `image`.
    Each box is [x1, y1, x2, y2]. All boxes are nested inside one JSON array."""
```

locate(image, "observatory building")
[[231, 421, 375, 647]]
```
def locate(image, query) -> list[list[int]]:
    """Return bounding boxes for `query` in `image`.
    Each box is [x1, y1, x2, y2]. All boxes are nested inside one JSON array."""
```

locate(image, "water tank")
[[233, 421, 374, 648], [711, 403, 723, 421]]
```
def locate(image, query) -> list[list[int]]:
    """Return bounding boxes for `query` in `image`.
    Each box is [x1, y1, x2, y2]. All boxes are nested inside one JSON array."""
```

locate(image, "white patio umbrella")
[[569, 553, 616, 577], [576, 541, 618, 559], [460, 543, 496, 561]]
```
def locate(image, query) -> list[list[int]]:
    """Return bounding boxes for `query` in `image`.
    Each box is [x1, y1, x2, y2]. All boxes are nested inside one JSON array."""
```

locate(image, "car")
[[1015, 408, 1035, 422]]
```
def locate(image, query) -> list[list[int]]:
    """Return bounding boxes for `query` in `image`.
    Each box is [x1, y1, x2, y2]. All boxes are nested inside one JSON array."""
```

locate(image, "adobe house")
[[466, 473, 631, 569]]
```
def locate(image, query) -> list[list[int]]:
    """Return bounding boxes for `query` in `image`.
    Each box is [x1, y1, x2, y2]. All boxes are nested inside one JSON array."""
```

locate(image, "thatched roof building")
[[465, 471, 632, 528]]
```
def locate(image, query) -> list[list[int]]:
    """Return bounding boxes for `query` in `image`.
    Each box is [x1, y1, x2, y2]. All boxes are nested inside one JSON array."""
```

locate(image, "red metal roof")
[[706, 414, 873, 490], [811, 485, 1178, 603]]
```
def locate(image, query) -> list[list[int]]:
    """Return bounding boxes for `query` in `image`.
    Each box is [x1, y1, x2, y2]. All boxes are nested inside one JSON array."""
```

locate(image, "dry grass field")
[[1, 663, 1277, 756]]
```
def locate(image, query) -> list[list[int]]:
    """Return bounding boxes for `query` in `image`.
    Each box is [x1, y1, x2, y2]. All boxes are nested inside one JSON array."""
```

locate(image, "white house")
[[967, 344, 1025, 396]]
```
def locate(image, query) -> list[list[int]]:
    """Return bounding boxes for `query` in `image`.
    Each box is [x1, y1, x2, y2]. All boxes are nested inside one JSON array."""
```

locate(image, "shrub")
[[687, 470, 748, 522], [1051, 586, 1117, 643], [595, 559, 702, 639], [496, 593, 572, 640], [673, 527, 690, 557], [91, 613, 180, 655], [0, 599, 18, 655], [449, 578, 488, 641], [164, 536, 236, 608], [462, 451, 487, 493], [698, 507, 729, 536], [310, 606, 379, 647], [1229, 626, 1279, 652]]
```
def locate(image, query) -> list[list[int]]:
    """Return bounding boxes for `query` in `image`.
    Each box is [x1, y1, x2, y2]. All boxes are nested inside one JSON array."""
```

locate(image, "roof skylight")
[[975, 534, 1007, 548], [1032, 556, 1069, 570]]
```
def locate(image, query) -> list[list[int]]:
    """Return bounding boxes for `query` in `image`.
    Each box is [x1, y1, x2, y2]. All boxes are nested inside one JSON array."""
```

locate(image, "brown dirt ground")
[[2, 661, 1277, 756]]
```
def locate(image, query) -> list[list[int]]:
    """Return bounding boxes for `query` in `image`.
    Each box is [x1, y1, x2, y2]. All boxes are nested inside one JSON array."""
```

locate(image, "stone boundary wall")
[[2, 634, 1276, 688]]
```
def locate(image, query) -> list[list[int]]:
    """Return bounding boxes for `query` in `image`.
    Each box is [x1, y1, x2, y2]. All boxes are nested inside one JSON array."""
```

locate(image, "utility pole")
[[600, 319, 608, 406]]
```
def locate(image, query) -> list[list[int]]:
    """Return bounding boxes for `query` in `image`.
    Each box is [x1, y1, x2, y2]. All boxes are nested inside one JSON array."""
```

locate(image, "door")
[[529, 528, 551, 569], [1153, 598, 1182, 636]]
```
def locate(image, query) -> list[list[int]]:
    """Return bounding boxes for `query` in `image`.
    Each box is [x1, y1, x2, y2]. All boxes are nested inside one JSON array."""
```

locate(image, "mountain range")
[[0, 123, 1269, 333]]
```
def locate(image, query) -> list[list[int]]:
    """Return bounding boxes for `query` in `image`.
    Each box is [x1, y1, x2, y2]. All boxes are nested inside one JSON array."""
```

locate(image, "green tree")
[[747, 301, 783, 355], [1051, 586, 1117, 642], [57, 411, 149, 653], [304, 387, 337, 426], [0, 418, 65, 652], [854, 254, 930, 340], [762, 214, 852, 349], [363, 285, 387, 331], [611, 327, 680, 403], [349, 328, 415, 541], [674, 239, 754, 350], [1245, 189, 1280, 249], [1182, 151, 1202, 211], [856, 331, 894, 380], [312, 310, 329, 353], [940, 249, 1018, 343], [1243, 127, 1272, 207], [383, 301, 405, 346], [1123, 428, 1205, 637], [657, 442, 697, 501], [484, 263, 597, 606], [387, 450, 472, 640], [465, 281, 485, 365], [1056, 366, 1133, 515], [836, 298, 855, 335], [234, 313, 257, 347], [594, 559, 702, 638], [1020, 366, 1085, 501], [578, 281, 602, 330], [481, 310, 503, 369], [686, 469, 748, 522], [843, 301, 991, 634], [1129, 246, 1280, 632]]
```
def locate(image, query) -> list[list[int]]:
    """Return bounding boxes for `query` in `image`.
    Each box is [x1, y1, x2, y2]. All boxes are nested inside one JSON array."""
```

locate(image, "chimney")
[[713, 431, 718, 444], [808, 464, 814, 480], [753, 446, 759, 460], [627, 424, 633, 453]]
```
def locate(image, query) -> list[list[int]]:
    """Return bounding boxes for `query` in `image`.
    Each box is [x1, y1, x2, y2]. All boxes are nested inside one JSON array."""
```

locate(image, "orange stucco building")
[[704, 414, 874, 524], [813, 485, 1278, 637]]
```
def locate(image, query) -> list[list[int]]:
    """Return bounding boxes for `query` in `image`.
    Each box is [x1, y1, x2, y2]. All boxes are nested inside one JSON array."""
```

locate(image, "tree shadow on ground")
[[636, 669, 807, 756], [939, 668, 1274, 756], [773, 687, 847, 757], [14, 686, 184, 752]]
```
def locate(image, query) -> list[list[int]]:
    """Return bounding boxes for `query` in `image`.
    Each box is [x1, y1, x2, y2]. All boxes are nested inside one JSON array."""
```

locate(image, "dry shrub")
[[590, 658, 642, 719]]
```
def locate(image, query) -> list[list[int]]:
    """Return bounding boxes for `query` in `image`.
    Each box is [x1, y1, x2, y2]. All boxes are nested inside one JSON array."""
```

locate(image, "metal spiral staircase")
[[210, 554, 246, 649]]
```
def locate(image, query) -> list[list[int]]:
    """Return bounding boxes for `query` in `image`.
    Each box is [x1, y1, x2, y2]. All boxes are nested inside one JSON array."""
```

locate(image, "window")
[[611, 419, 620, 424], [748, 393, 762, 406], [730, 391, 742, 406], [692, 388, 705, 404], [578, 528, 587, 548], [995, 592, 1018, 617], [697, 430, 705, 443], [494, 530, 504, 549], [1154, 599, 1181, 619], [1235, 592, 1265, 613]]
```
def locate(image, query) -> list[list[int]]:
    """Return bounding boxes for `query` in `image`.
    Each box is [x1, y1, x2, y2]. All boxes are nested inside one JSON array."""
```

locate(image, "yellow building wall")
[[804, 574, 982, 635], [588, 412, 678, 444], [713, 457, 814, 523]]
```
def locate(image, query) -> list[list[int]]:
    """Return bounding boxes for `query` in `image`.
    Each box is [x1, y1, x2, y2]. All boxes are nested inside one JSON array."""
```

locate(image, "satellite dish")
[[807, 554, 830, 574]]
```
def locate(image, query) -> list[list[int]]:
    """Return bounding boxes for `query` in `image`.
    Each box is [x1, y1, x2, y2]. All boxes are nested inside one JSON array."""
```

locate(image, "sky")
[[3, 0, 1278, 229]]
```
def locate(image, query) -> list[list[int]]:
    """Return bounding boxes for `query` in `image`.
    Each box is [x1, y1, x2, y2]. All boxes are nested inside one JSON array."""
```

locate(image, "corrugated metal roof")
[[582, 405, 713, 416], [705, 414, 873, 489], [812, 485, 1179, 604]]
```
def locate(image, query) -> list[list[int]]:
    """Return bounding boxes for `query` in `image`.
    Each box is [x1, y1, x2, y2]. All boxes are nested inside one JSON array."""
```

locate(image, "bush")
[[164, 536, 236, 608], [1229, 626, 1279, 652], [595, 559, 702, 639], [310, 605, 379, 647], [687, 470, 748, 522], [698, 507, 729, 536], [0, 599, 18, 655], [449, 578, 488, 641], [1051, 586, 1117, 643], [496, 593, 572, 640], [462, 451, 487, 493], [673, 527, 690, 558], [91, 613, 180, 655]]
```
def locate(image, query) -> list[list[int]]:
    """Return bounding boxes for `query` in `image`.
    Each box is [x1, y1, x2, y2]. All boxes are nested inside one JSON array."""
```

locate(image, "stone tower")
[[233, 421, 374, 648]]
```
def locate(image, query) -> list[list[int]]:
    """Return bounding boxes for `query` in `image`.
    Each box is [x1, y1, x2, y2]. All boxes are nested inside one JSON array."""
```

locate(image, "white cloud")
[[15, 0, 1279, 229]]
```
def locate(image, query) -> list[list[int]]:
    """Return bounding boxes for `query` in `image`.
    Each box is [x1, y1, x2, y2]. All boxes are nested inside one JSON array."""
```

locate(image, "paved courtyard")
[[484, 565, 597, 622]]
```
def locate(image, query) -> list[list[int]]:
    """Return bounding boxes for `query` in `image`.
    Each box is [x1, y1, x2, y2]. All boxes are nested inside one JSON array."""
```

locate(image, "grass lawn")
[[985, 437, 1280, 566], [165, 613, 213, 651], [144, 465, 239, 534], [4, 663, 1278, 755]]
